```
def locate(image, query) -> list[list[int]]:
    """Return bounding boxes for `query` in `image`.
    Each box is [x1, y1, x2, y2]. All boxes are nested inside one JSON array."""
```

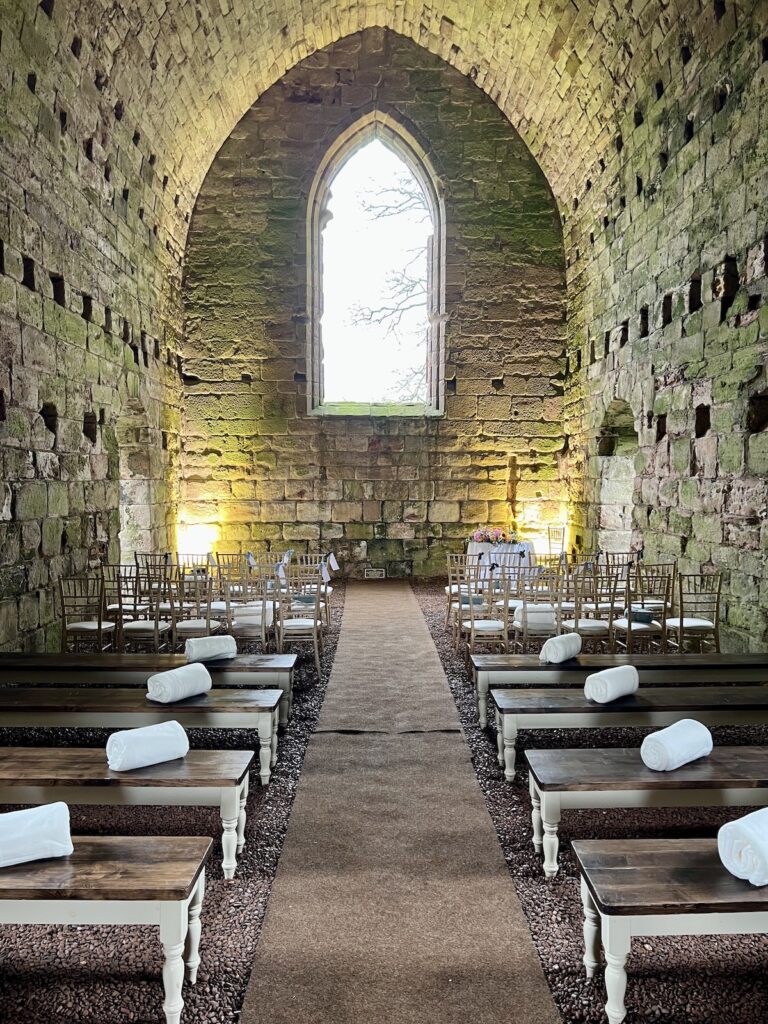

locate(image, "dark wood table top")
[[526, 746, 768, 791], [0, 652, 296, 673], [573, 838, 768, 916], [0, 747, 254, 787], [0, 836, 212, 901], [491, 685, 768, 715], [0, 687, 283, 713], [472, 652, 768, 672]]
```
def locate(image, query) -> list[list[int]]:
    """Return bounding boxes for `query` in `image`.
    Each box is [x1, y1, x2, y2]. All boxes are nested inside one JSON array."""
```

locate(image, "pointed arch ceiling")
[[53, 0, 692, 231]]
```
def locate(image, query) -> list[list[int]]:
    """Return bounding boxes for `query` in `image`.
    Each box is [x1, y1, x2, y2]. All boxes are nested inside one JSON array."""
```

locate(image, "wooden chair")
[[667, 572, 722, 652], [560, 567, 621, 651], [172, 575, 223, 649], [124, 562, 174, 652], [458, 569, 509, 666], [100, 563, 148, 650], [612, 565, 670, 654], [58, 575, 116, 653], [225, 566, 277, 652], [547, 525, 565, 557], [275, 566, 325, 675], [510, 566, 561, 653]]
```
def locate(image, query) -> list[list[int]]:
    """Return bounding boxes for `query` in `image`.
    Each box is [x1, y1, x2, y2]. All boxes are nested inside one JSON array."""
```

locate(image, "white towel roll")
[[146, 662, 212, 704], [584, 664, 639, 703], [539, 633, 582, 663], [185, 634, 237, 663], [106, 720, 190, 772], [718, 808, 768, 887], [0, 802, 74, 869], [640, 718, 713, 771]]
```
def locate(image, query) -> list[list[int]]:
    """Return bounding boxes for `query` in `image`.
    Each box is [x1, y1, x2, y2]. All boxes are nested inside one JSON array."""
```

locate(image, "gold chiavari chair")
[[457, 566, 510, 666], [58, 575, 116, 653], [613, 565, 671, 654], [667, 573, 722, 653], [275, 565, 325, 675], [561, 566, 622, 651], [510, 565, 561, 653], [100, 564, 147, 650], [123, 561, 174, 651]]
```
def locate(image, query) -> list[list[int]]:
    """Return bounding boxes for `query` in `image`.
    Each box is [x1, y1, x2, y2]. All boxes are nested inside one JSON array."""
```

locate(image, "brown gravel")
[[411, 580, 768, 1024], [0, 584, 345, 1024]]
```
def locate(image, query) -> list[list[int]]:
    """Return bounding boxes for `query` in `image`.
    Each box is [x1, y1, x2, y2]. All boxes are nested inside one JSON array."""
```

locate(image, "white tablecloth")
[[467, 541, 536, 567]]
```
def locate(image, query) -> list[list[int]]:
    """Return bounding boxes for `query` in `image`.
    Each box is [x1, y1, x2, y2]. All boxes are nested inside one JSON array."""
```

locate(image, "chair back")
[[679, 572, 721, 623], [135, 552, 172, 570], [547, 525, 565, 556], [58, 574, 104, 625]]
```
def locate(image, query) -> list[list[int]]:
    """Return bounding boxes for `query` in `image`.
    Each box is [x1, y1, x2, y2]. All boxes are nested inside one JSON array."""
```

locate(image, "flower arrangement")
[[470, 527, 516, 544]]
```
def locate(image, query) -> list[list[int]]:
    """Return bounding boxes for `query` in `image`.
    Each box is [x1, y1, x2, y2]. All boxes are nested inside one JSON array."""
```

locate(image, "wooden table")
[[0, 687, 282, 785], [573, 838, 768, 1024], [526, 746, 768, 878], [471, 653, 768, 727], [0, 747, 253, 879], [0, 652, 297, 725], [491, 685, 768, 781], [0, 835, 212, 1024]]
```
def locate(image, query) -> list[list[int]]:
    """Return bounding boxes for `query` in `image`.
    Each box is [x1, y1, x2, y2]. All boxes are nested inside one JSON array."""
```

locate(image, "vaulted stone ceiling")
[[5, 0, 739, 239]]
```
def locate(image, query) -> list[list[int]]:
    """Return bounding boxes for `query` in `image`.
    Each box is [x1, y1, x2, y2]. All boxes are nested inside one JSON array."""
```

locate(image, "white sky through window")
[[320, 138, 433, 404]]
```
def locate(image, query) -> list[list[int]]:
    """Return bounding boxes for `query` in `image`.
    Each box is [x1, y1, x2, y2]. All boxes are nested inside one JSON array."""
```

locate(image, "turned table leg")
[[220, 788, 240, 880], [541, 792, 562, 879], [236, 775, 249, 855], [502, 715, 518, 782], [160, 903, 189, 1024], [580, 876, 601, 979], [184, 871, 205, 984], [257, 711, 273, 786], [602, 915, 631, 1024], [270, 708, 279, 767], [477, 671, 489, 729], [496, 707, 505, 768], [529, 775, 543, 854]]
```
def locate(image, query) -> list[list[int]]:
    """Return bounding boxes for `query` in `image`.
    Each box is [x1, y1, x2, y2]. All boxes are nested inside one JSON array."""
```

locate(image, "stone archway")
[[596, 399, 638, 553]]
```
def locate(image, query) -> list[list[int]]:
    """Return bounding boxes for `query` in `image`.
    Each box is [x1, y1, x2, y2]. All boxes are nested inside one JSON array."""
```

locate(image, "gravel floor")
[[0, 585, 345, 1024], [411, 580, 768, 1024]]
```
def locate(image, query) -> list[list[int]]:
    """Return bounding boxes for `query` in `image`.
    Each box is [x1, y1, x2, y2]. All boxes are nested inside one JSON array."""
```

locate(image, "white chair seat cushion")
[[123, 619, 172, 632], [462, 619, 505, 631], [582, 601, 622, 612], [67, 620, 116, 632], [283, 617, 322, 629], [235, 606, 274, 627], [157, 601, 195, 613], [494, 598, 524, 609], [512, 620, 556, 632], [210, 600, 242, 612], [561, 618, 610, 633], [445, 584, 470, 595], [107, 602, 149, 614], [666, 616, 715, 630], [175, 618, 222, 633], [613, 616, 662, 633]]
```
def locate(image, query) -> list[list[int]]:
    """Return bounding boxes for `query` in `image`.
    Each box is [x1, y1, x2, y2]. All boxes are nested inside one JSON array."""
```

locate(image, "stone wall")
[[560, 2, 768, 648], [182, 28, 567, 576], [0, 1, 184, 650]]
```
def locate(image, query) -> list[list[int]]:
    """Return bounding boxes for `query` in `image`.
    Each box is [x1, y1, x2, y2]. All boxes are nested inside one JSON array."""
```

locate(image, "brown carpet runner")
[[240, 580, 559, 1023]]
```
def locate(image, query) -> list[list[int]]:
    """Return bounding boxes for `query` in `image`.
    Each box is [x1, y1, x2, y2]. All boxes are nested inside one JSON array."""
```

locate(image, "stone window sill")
[[309, 402, 444, 418]]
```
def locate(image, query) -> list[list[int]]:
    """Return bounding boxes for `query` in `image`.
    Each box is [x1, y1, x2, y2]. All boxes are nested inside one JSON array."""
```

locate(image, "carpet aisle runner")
[[241, 580, 559, 1023]]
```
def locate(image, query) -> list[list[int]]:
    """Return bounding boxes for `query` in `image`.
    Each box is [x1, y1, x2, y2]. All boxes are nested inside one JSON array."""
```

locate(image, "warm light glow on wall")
[[177, 522, 219, 556], [516, 504, 569, 554]]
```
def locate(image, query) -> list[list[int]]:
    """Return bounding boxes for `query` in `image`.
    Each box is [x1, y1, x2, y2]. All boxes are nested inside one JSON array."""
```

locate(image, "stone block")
[[428, 501, 460, 523]]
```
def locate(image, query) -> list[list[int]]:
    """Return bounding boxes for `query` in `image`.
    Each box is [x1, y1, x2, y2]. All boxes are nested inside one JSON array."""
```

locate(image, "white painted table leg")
[[502, 715, 518, 782], [184, 871, 205, 984], [496, 707, 504, 768], [541, 792, 562, 878], [477, 671, 489, 728], [529, 776, 543, 854], [257, 711, 272, 785], [220, 788, 240, 880], [270, 708, 279, 767], [580, 877, 600, 979], [602, 915, 631, 1024], [278, 686, 289, 727], [236, 775, 249, 855], [160, 902, 189, 1024]]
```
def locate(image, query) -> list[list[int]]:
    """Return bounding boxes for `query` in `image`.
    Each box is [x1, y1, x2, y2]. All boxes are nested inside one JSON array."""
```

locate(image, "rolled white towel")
[[0, 802, 74, 869], [107, 720, 190, 772], [147, 663, 211, 704], [185, 635, 237, 663], [584, 665, 639, 703], [640, 719, 713, 771], [718, 808, 768, 887], [539, 634, 582, 664]]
